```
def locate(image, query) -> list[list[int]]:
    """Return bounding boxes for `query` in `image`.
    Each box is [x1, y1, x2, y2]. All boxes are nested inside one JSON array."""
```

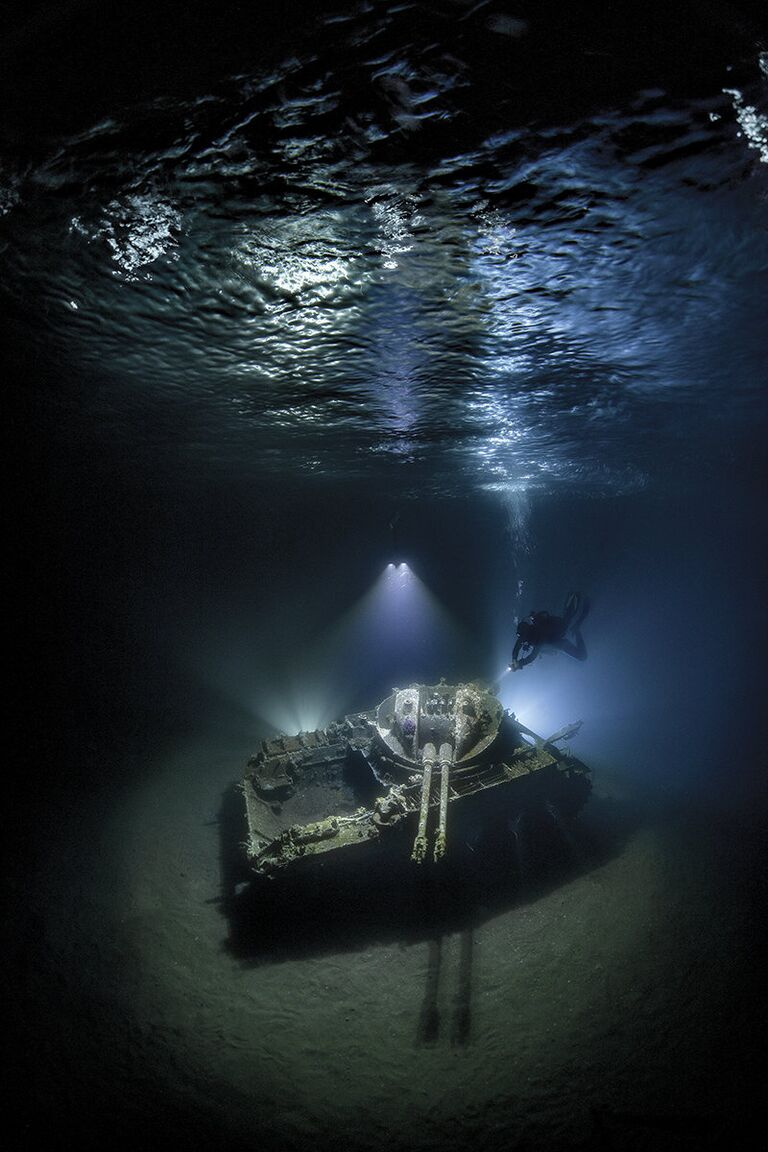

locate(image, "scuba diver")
[[509, 592, 590, 670]]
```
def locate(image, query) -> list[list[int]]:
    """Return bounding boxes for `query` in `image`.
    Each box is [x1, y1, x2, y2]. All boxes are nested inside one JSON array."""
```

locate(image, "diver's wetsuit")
[[511, 593, 589, 668]]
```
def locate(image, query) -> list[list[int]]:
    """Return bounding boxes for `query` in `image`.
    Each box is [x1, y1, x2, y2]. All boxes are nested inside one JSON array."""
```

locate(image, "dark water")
[[5, 3, 768, 1151]]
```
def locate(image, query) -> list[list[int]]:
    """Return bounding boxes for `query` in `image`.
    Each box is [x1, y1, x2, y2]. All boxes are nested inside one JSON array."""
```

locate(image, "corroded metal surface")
[[242, 681, 591, 876]]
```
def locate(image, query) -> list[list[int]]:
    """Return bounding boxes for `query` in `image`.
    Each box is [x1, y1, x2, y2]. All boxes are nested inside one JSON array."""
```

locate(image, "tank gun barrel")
[[243, 683, 592, 877], [433, 742, 454, 861], [412, 743, 436, 863]]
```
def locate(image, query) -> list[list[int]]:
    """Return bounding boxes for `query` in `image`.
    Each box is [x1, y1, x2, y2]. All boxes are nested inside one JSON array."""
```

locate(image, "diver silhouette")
[[509, 592, 590, 670]]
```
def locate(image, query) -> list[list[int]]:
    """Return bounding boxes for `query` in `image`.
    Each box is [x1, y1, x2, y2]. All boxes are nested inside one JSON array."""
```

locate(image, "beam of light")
[[190, 563, 465, 739], [253, 673, 340, 737], [253, 564, 462, 733], [363, 282, 424, 458], [318, 562, 463, 700], [501, 690, 556, 736], [186, 634, 348, 739], [496, 653, 587, 739]]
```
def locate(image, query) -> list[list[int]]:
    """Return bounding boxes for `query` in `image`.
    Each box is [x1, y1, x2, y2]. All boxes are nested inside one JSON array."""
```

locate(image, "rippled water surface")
[[4, 0, 768, 494], [5, 4, 768, 1152]]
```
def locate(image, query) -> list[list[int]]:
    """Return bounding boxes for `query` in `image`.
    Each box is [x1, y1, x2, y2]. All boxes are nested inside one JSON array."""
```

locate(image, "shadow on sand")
[[212, 780, 642, 971]]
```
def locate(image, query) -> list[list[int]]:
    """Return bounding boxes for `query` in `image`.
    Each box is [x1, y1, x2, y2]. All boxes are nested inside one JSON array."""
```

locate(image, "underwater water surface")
[[5, 3, 768, 1150]]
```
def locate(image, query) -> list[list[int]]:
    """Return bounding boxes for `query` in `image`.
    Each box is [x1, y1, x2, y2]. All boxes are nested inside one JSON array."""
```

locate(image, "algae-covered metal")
[[242, 681, 591, 876]]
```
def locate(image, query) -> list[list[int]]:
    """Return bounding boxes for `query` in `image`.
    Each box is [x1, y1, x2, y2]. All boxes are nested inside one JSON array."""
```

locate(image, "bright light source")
[[253, 675, 339, 737], [324, 561, 459, 689]]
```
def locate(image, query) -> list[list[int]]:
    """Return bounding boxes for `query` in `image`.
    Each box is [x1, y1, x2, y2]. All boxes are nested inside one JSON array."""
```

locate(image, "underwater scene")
[[5, 3, 767, 1150]]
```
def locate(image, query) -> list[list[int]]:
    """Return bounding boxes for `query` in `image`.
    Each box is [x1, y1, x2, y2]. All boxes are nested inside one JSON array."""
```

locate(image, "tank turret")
[[242, 681, 591, 876]]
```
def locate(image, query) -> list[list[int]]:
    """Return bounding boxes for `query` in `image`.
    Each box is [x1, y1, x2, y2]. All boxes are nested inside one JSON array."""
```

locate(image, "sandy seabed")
[[9, 721, 763, 1152]]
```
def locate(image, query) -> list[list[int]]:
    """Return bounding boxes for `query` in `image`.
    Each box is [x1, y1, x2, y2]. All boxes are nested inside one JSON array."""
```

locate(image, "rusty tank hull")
[[242, 681, 591, 877]]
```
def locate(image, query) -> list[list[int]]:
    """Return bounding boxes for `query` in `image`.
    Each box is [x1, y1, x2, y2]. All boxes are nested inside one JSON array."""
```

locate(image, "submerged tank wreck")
[[242, 681, 591, 878]]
